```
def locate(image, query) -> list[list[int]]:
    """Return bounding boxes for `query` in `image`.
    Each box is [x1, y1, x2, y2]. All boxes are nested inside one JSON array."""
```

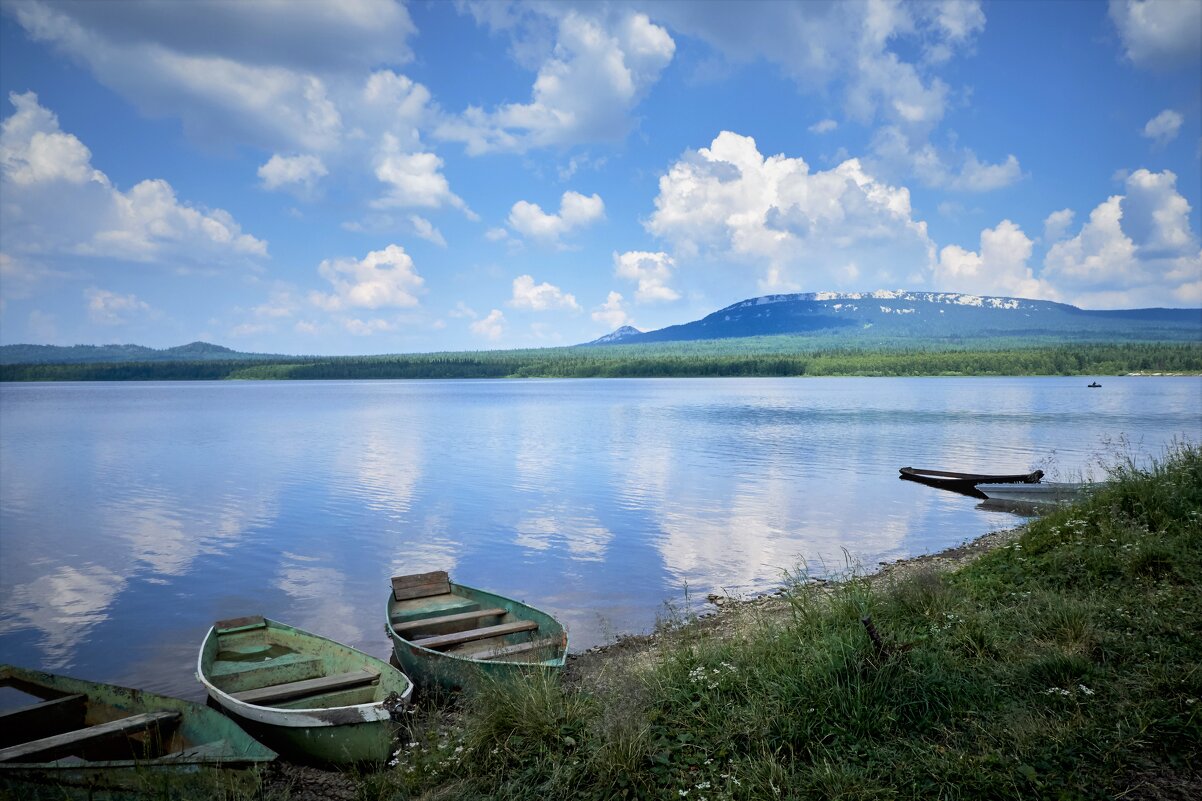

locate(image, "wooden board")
[[230, 669, 379, 706], [392, 571, 451, 601], [473, 638, 562, 662], [0, 711, 180, 763], [0, 693, 86, 748], [214, 615, 267, 633], [415, 620, 538, 651], [391, 607, 507, 635]]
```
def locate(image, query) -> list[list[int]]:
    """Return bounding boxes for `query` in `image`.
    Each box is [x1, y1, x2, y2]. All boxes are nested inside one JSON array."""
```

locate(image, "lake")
[[1, 376, 1198, 700]]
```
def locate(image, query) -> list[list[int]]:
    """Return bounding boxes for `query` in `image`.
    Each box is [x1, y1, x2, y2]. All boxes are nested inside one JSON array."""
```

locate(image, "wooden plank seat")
[[472, 637, 562, 662], [210, 653, 322, 678], [392, 571, 450, 601], [230, 669, 379, 706], [414, 620, 538, 651], [0, 693, 87, 747], [391, 607, 508, 635], [0, 710, 180, 763]]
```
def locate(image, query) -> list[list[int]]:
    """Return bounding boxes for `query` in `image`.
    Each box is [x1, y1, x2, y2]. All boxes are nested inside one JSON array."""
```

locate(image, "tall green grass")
[[374, 442, 1200, 800]]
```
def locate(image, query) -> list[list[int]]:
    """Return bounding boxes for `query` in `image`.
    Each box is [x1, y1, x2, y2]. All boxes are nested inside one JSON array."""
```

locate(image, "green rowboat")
[[197, 616, 413, 765], [0, 663, 275, 797], [385, 571, 568, 690]]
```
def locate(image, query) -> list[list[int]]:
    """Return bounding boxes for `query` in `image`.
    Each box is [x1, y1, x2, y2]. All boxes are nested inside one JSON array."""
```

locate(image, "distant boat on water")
[[899, 467, 1044, 499], [1088, 382, 1102, 388]]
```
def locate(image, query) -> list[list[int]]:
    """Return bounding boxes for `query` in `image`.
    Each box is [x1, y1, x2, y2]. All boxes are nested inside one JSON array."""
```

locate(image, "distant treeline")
[[2, 342, 1199, 381]]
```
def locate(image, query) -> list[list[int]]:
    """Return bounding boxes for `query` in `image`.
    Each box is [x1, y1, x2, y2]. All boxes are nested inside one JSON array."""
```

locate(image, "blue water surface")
[[1, 376, 1198, 699]]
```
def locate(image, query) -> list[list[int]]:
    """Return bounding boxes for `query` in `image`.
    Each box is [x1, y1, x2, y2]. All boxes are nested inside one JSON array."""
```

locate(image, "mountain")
[[587, 291, 1202, 345], [0, 341, 285, 365], [584, 325, 643, 345]]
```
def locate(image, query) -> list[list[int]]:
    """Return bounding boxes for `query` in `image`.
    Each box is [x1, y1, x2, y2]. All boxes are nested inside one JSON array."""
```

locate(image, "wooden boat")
[[0, 663, 274, 795], [979, 481, 1097, 505], [899, 467, 1044, 499], [196, 616, 413, 765], [386, 571, 568, 691]]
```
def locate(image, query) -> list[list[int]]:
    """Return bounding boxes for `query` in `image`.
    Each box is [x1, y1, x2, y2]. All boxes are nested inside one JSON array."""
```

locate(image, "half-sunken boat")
[[899, 467, 1044, 499], [386, 571, 568, 691], [0, 663, 275, 795], [979, 481, 1097, 505], [196, 616, 412, 765]]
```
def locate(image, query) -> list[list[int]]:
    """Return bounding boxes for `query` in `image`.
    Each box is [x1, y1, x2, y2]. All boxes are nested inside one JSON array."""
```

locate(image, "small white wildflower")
[[679, 790, 690, 797], [696, 781, 711, 790], [1186, 699, 1197, 706], [1078, 685, 1094, 696]]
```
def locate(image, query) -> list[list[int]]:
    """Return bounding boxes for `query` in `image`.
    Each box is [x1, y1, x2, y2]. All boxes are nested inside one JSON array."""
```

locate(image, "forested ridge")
[[2, 341, 1199, 381]]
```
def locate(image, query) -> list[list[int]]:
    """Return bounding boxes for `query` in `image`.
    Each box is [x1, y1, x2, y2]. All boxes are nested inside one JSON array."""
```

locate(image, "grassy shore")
[[352, 442, 1200, 801]]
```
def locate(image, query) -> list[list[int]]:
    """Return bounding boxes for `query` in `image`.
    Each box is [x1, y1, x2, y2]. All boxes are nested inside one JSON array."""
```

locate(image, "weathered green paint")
[[0, 664, 275, 798], [198, 618, 413, 765], [386, 582, 568, 691]]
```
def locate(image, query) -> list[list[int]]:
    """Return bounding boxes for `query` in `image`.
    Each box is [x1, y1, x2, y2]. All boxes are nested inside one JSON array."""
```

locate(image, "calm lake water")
[[1, 377, 1199, 699]]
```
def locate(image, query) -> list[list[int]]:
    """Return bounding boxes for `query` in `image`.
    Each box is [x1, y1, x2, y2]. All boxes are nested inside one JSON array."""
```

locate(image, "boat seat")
[[391, 607, 507, 635], [471, 637, 561, 662], [210, 653, 323, 679], [0, 693, 87, 747], [392, 570, 451, 601], [230, 669, 380, 706], [414, 620, 538, 651], [0, 710, 180, 763]]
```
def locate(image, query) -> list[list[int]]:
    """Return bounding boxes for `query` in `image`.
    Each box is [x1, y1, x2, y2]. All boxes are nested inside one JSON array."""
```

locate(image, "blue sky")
[[0, 0, 1199, 354]]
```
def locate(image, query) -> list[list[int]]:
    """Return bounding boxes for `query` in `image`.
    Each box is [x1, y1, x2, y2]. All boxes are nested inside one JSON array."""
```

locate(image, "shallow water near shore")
[[1, 376, 1198, 700]]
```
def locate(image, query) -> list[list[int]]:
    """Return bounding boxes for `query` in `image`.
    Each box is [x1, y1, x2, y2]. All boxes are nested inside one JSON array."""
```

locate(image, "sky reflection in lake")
[[1, 377, 1198, 699]]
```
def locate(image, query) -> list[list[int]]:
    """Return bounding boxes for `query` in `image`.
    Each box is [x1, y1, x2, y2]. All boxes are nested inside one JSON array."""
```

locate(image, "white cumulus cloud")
[[509, 274, 580, 311], [258, 153, 328, 193], [84, 287, 151, 325], [507, 190, 604, 245], [1042, 168, 1201, 307], [1141, 108, 1184, 146], [309, 244, 424, 311], [935, 220, 1051, 299], [1109, 0, 1202, 70], [408, 215, 446, 247], [1043, 208, 1075, 243], [591, 290, 632, 329], [470, 308, 505, 339], [1, 92, 267, 266], [371, 134, 472, 215], [5, 0, 418, 153], [438, 9, 674, 153], [646, 131, 935, 292], [613, 251, 680, 303]]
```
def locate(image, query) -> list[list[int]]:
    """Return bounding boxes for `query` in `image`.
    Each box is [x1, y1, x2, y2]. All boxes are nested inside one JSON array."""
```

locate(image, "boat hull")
[[899, 467, 1044, 499], [197, 617, 412, 765], [0, 664, 274, 799], [979, 482, 1095, 505], [386, 581, 568, 691]]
